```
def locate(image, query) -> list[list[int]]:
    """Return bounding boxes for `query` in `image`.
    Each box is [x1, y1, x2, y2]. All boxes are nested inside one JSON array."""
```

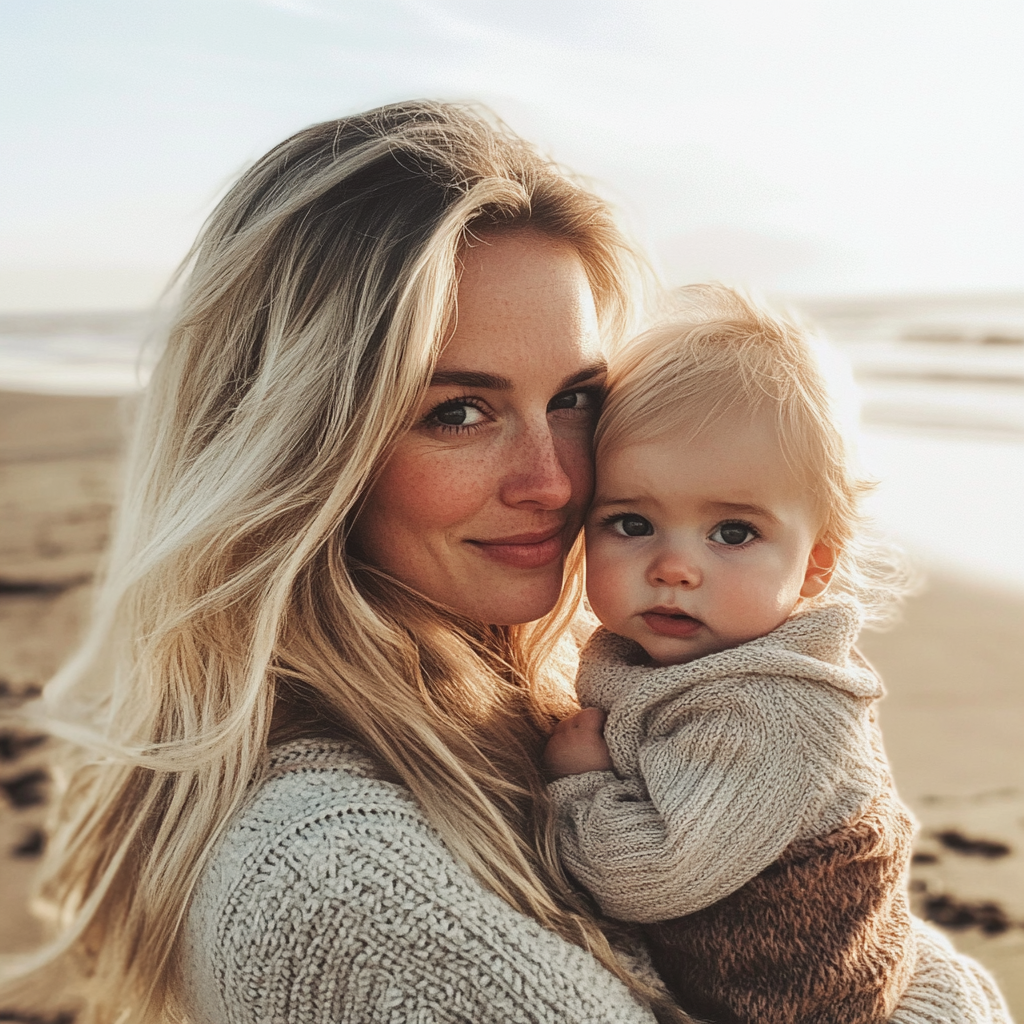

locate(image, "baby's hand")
[[543, 707, 614, 779]]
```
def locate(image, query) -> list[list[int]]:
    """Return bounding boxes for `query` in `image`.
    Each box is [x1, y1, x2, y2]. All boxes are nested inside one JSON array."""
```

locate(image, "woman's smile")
[[466, 526, 567, 569]]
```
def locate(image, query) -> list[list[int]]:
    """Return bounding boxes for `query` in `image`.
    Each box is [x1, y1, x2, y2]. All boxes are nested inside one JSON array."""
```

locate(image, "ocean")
[[2, 297, 1023, 591], [802, 295, 1024, 591]]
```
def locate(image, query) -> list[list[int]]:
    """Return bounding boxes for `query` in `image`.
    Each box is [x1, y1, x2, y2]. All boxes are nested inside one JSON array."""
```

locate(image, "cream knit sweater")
[[548, 602, 1011, 1023], [181, 738, 658, 1024]]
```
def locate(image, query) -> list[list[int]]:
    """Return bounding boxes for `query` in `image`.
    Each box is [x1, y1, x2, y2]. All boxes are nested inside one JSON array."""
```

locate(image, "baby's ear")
[[800, 542, 837, 598]]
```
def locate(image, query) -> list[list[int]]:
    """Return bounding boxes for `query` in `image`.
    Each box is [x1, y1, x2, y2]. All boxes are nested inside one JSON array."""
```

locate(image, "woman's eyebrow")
[[429, 362, 607, 392], [429, 369, 512, 389], [559, 362, 607, 390]]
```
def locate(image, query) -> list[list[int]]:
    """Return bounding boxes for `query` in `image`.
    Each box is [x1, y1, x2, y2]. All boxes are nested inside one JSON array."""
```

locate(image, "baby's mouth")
[[641, 610, 704, 639]]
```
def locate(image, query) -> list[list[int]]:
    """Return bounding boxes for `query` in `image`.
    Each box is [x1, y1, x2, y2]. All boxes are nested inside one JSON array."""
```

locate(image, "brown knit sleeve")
[[641, 788, 917, 1024]]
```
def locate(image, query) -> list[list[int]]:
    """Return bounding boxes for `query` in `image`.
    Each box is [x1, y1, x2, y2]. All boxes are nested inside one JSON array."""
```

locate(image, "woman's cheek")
[[354, 444, 491, 575], [554, 430, 596, 511], [398, 450, 491, 530]]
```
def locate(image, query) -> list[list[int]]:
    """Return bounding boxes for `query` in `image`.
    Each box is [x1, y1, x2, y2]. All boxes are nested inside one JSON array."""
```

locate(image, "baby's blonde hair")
[[596, 283, 907, 623]]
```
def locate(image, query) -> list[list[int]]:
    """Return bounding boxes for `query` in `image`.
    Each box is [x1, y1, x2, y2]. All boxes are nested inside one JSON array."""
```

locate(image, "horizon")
[[4, 289, 1024, 321]]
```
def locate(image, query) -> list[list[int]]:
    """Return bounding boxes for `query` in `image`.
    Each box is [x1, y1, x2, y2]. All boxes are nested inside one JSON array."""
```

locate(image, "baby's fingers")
[[570, 707, 607, 734], [557, 708, 602, 733], [544, 709, 613, 778]]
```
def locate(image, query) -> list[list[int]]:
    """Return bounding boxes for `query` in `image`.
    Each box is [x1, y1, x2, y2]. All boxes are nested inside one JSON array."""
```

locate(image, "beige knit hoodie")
[[549, 602, 1011, 1024]]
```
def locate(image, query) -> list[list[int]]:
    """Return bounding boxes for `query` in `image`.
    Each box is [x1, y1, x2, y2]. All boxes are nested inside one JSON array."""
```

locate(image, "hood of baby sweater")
[[576, 600, 884, 721]]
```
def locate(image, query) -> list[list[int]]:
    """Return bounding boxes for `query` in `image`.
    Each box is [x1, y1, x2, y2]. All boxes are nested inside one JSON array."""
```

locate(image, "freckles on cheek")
[[388, 448, 489, 535], [558, 436, 596, 502]]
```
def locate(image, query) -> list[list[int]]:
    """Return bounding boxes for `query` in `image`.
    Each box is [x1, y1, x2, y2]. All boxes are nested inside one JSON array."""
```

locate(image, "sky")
[[2, 0, 1024, 310]]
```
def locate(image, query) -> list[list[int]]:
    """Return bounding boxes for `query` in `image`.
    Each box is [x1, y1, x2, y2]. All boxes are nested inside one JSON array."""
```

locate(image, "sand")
[[0, 390, 125, 983], [0, 389, 1022, 1017], [859, 582, 1024, 1011]]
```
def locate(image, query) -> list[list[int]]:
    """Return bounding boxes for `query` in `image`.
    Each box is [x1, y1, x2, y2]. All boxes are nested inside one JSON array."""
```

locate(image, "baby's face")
[[585, 410, 834, 667]]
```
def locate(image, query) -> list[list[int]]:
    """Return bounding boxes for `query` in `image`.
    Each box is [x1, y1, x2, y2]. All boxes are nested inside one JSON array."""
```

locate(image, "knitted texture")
[[550, 603, 891, 922], [893, 920, 1013, 1024], [549, 602, 1011, 1024], [181, 738, 658, 1024], [642, 788, 917, 1023]]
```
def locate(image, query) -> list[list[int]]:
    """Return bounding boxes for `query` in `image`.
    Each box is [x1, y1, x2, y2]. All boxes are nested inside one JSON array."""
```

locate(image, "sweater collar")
[[576, 600, 883, 712]]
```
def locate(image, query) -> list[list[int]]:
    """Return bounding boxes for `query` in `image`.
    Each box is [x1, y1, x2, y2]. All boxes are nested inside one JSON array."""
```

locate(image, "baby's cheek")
[[585, 541, 635, 630], [721, 574, 798, 640]]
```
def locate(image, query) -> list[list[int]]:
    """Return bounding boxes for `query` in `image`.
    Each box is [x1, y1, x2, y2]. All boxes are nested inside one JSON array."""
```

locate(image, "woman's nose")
[[499, 421, 575, 510], [648, 546, 702, 589]]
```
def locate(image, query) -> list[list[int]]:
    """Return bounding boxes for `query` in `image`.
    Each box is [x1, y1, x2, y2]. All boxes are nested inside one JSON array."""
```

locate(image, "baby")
[[544, 286, 1010, 1024]]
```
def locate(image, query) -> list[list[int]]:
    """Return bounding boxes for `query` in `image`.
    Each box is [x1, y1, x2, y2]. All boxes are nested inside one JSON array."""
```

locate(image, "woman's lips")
[[642, 610, 704, 638], [467, 529, 565, 569]]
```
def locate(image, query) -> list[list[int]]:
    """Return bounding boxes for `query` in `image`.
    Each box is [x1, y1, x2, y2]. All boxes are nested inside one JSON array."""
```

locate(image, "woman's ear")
[[800, 542, 837, 598]]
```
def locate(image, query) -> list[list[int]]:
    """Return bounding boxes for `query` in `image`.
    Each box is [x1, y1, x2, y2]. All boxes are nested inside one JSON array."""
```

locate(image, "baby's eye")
[[428, 400, 487, 429], [709, 521, 758, 546], [608, 514, 654, 537]]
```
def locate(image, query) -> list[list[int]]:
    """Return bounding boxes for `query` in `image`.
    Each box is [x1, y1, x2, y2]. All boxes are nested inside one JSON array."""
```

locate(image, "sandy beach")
[[0, 389, 1022, 1017]]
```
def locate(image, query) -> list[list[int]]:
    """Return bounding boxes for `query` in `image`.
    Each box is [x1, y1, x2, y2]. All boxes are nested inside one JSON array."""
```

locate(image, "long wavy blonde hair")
[[3, 102, 683, 1021]]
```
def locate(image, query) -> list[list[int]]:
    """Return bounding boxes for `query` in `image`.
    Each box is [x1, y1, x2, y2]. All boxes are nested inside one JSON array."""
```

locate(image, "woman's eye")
[[709, 521, 758, 546], [429, 401, 486, 429], [548, 388, 600, 413], [610, 514, 654, 537]]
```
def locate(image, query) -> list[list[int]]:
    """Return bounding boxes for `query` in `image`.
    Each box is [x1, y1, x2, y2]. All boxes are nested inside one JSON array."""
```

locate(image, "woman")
[[8, 102, 684, 1022]]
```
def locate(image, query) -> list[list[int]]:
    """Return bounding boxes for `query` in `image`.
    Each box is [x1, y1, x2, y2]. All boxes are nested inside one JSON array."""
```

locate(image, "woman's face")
[[352, 228, 605, 625]]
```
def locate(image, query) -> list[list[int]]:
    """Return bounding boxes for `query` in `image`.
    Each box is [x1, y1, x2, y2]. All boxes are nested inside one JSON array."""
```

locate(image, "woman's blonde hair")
[[5, 102, 683, 1021], [596, 283, 908, 622]]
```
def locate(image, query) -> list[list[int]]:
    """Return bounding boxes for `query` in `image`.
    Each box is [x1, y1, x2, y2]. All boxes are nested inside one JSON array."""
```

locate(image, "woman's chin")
[[453, 569, 566, 626]]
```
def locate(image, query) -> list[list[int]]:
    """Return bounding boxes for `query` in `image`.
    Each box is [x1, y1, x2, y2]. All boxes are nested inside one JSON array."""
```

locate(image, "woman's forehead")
[[439, 231, 603, 380]]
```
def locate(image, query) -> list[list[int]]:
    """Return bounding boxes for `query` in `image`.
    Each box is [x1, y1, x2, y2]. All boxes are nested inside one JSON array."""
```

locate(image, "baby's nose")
[[648, 550, 702, 588]]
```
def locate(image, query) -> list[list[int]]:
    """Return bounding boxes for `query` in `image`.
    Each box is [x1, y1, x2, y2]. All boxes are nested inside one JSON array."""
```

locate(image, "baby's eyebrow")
[[704, 500, 780, 523], [591, 495, 644, 507]]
